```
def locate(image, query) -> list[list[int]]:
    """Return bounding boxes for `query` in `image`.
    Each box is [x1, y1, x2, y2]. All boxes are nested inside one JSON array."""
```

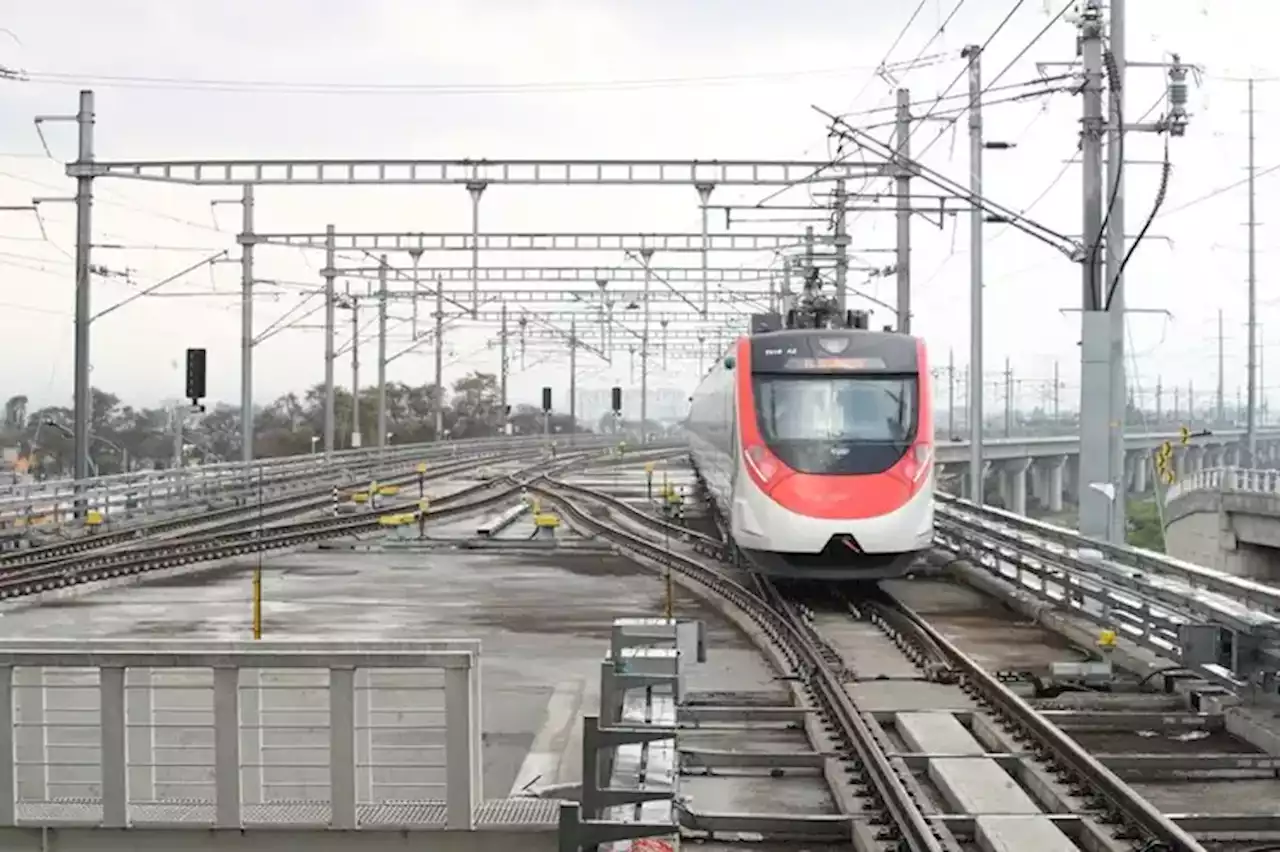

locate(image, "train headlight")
[[743, 443, 784, 489], [904, 443, 934, 484]]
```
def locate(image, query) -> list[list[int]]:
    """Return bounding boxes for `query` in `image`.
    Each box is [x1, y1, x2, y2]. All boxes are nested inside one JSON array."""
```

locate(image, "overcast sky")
[[0, 0, 1272, 417]]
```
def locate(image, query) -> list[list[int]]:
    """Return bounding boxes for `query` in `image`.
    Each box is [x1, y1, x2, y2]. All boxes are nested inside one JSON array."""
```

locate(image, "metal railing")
[[934, 427, 1280, 449], [0, 433, 627, 529], [0, 639, 482, 829], [937, 492, 1280, 619], [1165, 466, 1280, 503]]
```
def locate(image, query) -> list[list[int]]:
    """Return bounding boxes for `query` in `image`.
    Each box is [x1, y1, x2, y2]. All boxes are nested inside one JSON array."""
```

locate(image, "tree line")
[[1, 371, 586, 477]]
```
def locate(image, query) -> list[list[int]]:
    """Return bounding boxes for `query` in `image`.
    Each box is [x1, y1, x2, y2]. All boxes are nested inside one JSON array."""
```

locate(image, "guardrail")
[[933, 427, 1280, 449], [1165, 466, 1280, 503], [0, 433, 630, 529], [0, 639, 481, 833], [936, 492, 1280, 620]]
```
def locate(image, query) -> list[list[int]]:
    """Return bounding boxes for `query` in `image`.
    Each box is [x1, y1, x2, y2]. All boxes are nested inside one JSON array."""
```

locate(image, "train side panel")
[[687, 341, 739, 523]]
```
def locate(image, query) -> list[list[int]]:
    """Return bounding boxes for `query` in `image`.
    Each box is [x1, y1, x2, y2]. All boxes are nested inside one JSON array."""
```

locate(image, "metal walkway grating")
[[16, 797, 563, 828]]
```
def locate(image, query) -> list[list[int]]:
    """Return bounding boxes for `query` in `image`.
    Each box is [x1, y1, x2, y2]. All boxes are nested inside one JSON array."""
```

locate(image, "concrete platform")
[[844, 680, 976, 713], [976, 815, 1078, 852], [896, 712, 987, 756], [930, 758, 1039, 815]]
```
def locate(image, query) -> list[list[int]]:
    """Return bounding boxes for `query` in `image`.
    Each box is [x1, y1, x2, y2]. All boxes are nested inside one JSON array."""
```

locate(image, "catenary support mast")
[[1247, 77, 1259, 463], [1077, 0, 1113, 540], [964, 46, 985, 502], [72, 90, 95, 487], [239, 183, 255, 462], [1104, 0, 1129, 540]]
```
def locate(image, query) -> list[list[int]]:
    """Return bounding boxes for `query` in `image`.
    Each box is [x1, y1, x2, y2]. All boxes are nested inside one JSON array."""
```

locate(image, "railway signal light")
[[184, 348, 206, 406], [541, 387, 552, 413], [611, 386, 622, 414]]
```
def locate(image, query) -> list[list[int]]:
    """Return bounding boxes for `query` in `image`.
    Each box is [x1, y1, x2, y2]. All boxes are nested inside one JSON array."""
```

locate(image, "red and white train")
[[687, 320, 934, 580]]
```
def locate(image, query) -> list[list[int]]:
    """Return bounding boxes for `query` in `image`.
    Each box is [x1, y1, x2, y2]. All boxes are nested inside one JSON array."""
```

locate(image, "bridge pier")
[[1001, 459, 1032, 516], [1128, 451, 1147, 495], [1029, 457, 1065, 513], [1047, 457, 1065, 512]]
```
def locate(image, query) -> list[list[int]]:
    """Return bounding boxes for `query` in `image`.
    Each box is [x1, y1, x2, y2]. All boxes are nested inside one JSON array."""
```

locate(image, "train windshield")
[[752, 375, 917, 475]]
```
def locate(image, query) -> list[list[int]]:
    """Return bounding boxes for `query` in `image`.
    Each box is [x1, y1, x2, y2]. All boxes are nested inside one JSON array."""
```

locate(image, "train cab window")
[[753, 375, 917, 475]]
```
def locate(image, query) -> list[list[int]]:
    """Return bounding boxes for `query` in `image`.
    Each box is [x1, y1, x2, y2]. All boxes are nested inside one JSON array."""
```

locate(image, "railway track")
[[0, 448, 542, 568], [0, 451, 599, 601], [536, 473, 1280, 852], [530, 477, 943, 852]]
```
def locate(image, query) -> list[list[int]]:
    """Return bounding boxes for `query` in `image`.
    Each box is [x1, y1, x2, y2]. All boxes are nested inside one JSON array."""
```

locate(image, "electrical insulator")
[[1166, 54, 1189, 137]]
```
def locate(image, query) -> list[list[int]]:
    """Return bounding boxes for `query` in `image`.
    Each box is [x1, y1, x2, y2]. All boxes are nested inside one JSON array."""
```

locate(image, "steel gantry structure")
[[53, 88, 927, 473]]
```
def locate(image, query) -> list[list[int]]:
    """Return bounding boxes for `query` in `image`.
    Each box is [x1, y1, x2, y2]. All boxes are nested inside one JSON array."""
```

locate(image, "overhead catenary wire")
[[752, 0, 974, 208], [819, 109, 1077, 256], [911, 0, 1075, 166], [843, 0, 933, 108], [837, 0, 1072, 242], [8, 65, 884, 95]]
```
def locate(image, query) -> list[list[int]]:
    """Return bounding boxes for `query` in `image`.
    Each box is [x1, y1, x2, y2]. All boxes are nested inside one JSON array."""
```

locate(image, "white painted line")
[[510, 676, 588, 795]]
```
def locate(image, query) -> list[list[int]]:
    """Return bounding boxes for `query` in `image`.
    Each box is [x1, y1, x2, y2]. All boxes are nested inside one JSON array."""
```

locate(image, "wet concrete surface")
[[884, 576, 1085, 672], [0, 534, 726, 802], [0, 467, 796, 821]]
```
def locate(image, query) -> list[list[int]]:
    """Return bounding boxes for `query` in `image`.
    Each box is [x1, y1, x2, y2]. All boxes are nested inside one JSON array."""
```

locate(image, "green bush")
[[1126, 499, 1165, 552]]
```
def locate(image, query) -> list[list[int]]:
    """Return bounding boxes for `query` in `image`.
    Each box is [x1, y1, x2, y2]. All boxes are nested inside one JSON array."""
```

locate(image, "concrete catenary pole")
[[1104, 0, 1128, 540], [467, 181, 485, 317], [964, 47, 984, 502], [322, 224, 337, 455], [377, 255, 388, 450], [895, 88, 912, 333], [434, 277, 445, 439], [499, 303, 509, 433], [1077, 0, 1113, 540], [239, 183, 255, 462], [697, 183, 713, 317], [834, 178, 848, 312], [1247, 77, 1259, 464], [349, 284, 361, 449], [640, 247, 654, 441], [569, 316, 578, 446], [72, 90, 96, 487]]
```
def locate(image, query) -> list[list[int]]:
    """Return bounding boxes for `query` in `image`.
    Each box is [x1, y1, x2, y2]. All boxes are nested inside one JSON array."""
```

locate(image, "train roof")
[[748, 327, 917, 345], [748, 327, 920, 373]]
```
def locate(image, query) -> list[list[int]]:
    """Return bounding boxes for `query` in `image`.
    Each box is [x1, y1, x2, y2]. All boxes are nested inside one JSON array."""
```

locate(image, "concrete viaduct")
[[935, 429, 1280, 515]]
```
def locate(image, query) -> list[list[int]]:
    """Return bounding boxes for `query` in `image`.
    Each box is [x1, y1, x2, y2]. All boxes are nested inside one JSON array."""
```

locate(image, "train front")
[[732, 328, 935, 580]]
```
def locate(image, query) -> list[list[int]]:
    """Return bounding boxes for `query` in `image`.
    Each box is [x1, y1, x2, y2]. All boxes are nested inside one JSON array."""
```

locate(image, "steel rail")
[[530, 479, 945, 852], [0, 453, 596, 599], [0, 434, 646, 525], [0, 448, 541, 568], [678, 447, 1206, 849], [875, 590, 1209, 852]]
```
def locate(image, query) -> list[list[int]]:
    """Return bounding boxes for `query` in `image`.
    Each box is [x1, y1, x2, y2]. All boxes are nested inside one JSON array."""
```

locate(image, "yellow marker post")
[[252, 566, 263, 640]]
